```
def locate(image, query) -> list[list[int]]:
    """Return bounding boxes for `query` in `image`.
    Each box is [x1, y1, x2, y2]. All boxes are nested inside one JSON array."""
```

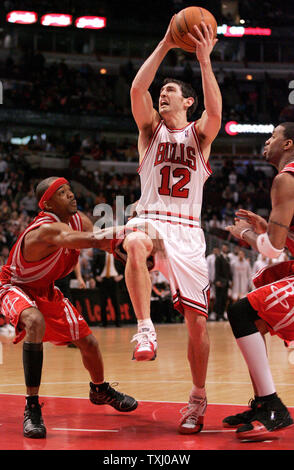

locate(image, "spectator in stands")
[[19, 189, 38, 217], [0, 225, 7, 249], [208, 214, 221, 231], [150, 270, 177, 324], [79, 248, 95, 288], [0, 245, 9, 265], [0, 155, 8, 181], [252, 254, 269, 289], [92, 249, 122, 327], [206, 247, 220, 321], [231, 249, 252, 302], [214, 244, 232, 321], [220, 202, 235, 224]]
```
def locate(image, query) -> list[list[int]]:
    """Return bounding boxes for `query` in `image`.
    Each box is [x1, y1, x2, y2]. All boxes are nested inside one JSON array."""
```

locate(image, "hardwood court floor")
[[0, 322, 294, 452]]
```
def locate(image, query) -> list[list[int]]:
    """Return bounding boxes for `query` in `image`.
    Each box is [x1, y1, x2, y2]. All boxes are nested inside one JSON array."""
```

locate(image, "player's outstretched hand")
[[225, 218, 252, 240], [235, 209, 268, 234]]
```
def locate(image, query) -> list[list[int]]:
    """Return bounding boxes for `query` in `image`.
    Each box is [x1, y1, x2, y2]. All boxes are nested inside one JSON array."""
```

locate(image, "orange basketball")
[[170, 6, 217, 53]]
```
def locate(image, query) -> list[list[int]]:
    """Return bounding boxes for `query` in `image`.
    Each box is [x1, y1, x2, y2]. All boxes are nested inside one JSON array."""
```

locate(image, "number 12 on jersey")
[[158, 166, 190, 198]]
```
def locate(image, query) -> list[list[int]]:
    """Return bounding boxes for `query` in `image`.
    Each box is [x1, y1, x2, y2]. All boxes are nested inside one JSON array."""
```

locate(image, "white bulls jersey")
[[125, 120, 211, 316], [136, 120, 212, 227]]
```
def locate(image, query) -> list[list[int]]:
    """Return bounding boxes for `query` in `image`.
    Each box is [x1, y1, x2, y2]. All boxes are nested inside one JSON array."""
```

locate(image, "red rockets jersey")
[[0, 211, 82, 289], [280, 161, 294, 256], [136, 120, 212, 224]]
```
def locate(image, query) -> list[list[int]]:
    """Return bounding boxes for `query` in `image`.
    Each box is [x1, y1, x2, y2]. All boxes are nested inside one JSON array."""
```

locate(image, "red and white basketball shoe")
[[178, 395, 207, 434], [131, 330, 157, 361]]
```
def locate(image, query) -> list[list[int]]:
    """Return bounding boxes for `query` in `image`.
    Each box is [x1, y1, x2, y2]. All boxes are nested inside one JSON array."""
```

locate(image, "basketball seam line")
[[173, 21, 195, 50]]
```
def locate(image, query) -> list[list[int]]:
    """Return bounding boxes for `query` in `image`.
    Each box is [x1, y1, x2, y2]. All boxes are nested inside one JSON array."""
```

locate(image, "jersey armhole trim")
[[192, 122, 212, 177], [137, 120, 163, 174], [279, 163, 294, 177], [70, 212, 83, 232]]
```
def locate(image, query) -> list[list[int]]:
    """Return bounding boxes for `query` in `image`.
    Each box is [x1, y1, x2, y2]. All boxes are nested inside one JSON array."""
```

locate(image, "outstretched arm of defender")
[[26, 223, 125, 253], [226, 173, 294, 257]]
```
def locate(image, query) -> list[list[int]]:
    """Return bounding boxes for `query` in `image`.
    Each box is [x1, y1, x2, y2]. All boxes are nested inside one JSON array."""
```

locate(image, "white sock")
[[237, 332, 276, 397], [138, 318, 154, 332], [190, 385, 206, 399]]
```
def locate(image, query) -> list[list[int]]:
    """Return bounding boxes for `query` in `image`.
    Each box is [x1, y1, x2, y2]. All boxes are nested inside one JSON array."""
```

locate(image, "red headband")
[[38, 177, 69, 210]]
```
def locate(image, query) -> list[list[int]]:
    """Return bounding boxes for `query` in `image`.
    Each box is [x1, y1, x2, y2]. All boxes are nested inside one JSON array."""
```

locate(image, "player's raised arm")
[[188, 22, 222, 153], [130, 17, 177, 133]]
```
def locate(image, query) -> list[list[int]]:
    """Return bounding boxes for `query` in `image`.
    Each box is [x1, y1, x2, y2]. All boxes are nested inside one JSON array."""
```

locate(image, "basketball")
[[170, 6, 217, 53]]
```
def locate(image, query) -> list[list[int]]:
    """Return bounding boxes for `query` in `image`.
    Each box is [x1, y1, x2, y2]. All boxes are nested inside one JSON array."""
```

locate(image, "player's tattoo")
[[268, 218, 289, 231]]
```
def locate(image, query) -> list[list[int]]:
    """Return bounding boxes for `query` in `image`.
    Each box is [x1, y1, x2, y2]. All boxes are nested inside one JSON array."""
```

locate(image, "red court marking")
[[0, 393, 294, 451]]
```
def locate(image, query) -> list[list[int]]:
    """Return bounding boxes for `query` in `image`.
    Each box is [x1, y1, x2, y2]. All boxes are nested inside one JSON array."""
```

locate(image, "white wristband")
[[240, 228, 253, 240], [256, 232, 284, 259]]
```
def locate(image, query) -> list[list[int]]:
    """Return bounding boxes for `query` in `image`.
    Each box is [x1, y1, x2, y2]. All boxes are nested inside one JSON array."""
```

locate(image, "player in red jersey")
[[223, 122, 294, 441], [0, 176, 137, 439]]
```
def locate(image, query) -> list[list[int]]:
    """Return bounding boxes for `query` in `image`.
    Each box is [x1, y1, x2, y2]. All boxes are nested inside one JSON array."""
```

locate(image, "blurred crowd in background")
[[1, 52, 293, 125], [0, 137, 291, 328], [0, 0, 293, 328], [0, 138, 276, 260]]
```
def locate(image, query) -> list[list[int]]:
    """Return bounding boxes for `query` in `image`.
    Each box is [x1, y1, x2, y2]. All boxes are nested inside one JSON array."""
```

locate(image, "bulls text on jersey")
[[154, 142, 196, 171]]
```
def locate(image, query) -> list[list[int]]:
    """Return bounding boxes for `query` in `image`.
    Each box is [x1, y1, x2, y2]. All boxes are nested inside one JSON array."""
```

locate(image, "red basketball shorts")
[[0, 284, 92, 345], [248, 276, 294, 342]]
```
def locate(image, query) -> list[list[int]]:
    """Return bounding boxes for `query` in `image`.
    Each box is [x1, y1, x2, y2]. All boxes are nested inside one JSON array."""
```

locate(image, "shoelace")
[[180, 398, 206, 425], [97, 382, 124, 401], [107, 382, 123, 398], [131, 332, 155, 349], [248, 398, 256, 408], [232, 398, 256, 420], [24, 403, 44, 424]]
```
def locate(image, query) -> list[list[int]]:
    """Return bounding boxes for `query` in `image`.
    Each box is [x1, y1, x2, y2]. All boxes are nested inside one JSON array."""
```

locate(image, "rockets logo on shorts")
[[248, 276, 294, 341], [265, 281, 294, 311]]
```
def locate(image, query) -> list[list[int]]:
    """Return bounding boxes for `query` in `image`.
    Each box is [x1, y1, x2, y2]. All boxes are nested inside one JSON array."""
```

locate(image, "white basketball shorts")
[[125, 217, 210, 317]]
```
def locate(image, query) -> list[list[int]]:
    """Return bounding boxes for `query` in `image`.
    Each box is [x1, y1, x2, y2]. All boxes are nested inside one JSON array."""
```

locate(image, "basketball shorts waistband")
[[139, 211, 201, 227]]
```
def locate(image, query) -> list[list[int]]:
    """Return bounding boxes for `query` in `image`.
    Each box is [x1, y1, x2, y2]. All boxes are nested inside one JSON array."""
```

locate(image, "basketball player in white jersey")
[[120, 19, 222, 433]]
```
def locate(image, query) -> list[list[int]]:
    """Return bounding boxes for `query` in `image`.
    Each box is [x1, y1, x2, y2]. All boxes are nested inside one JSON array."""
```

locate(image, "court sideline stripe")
[[1, 393, 294, 409], [2, 379, 294, 386], [52, 427, 119, 432]]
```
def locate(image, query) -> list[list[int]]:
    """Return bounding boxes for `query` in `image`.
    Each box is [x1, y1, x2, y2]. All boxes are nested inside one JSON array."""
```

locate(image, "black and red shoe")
[[223, 398, 257, 428], [23, 402, 46, 439], [89, 382, 138, 412], [236, 397, 293, 442]]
